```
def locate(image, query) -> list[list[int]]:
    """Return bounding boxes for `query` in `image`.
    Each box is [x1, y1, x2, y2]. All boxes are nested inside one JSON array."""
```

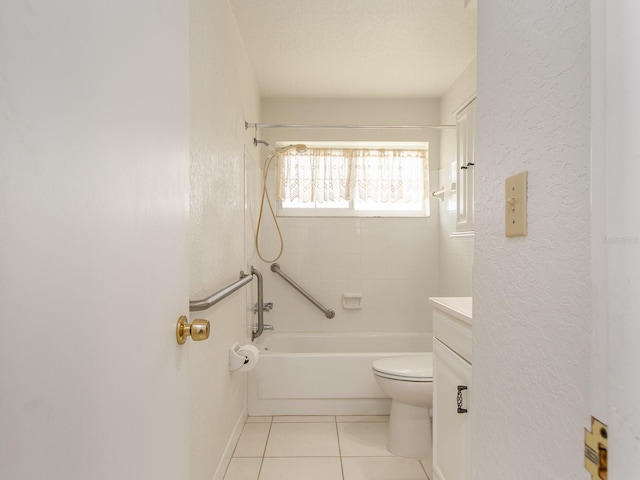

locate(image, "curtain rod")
[[245, 121, 455, 130]]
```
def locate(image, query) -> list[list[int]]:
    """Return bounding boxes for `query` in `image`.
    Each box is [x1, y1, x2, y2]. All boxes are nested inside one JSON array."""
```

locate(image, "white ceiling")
[[229, 0, 477, 99]]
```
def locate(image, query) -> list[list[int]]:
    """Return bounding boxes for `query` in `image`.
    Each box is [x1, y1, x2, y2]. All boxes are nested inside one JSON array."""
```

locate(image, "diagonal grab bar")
[[270, 263, 335, 319]]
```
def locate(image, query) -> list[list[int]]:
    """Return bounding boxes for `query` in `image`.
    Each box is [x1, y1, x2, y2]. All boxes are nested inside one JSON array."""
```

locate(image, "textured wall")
[[473, 1, 591, 478], [254, 99, 441, 333], [189, 0, 260, 478], [438, 59, 476, 297]]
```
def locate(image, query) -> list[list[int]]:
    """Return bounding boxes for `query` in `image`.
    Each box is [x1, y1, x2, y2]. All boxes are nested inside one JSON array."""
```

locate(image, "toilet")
[[372, 354, 433, 458]]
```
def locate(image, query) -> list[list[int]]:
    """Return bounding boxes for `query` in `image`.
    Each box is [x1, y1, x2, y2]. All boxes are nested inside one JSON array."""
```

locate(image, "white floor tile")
[[338, 422, 393, 457], [259, 457, 343, 480], [233, 423, 271, 457], [342, 457, 429, 480], [222, 458, 262, 480], [264, 423, 340, 457], [273, 415, 335, 423], [337, 415, 389, 423]]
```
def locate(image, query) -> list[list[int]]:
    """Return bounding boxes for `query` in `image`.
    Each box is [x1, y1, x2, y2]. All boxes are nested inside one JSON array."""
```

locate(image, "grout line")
[[335, 418, 345, 480], [255, 417, 273, 480], [418, 459, 430, 480]]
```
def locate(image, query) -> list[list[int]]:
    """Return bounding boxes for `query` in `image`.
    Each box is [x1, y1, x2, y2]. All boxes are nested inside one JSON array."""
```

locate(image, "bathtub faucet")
[[253, 302, 273, 313], [252, 323, 274, 334]]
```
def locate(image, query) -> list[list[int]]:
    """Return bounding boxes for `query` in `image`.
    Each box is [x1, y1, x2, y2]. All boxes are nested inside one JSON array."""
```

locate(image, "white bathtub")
[[247, 332, 432, 416]]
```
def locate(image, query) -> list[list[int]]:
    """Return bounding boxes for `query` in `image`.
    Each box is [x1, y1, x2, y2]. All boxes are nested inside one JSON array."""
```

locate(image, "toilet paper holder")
[[229, 342, 252, 371]]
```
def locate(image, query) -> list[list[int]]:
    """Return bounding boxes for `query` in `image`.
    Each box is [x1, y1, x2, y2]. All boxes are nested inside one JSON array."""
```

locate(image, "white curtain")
[[277, 148, 428, 205], [277, 148, 352, 203]]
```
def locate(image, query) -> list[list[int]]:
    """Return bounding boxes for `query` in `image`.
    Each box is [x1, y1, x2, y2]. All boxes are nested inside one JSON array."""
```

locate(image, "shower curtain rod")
[[245, 121, 455, 130]]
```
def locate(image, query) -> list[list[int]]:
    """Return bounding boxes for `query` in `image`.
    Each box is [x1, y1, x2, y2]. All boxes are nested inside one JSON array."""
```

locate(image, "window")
[[277, 142, 429, 217]]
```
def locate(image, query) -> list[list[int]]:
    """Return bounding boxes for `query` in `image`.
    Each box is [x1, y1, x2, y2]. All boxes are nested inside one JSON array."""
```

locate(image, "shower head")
[[275, 144, 308, 155]]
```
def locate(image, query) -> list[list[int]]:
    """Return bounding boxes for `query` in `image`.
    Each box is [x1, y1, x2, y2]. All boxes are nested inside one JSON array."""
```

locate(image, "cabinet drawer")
[[433, 308, 472, 363]]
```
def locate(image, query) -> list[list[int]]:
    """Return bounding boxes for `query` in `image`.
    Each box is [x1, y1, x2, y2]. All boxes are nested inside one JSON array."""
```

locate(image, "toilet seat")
[[372, 354, 433, 382]]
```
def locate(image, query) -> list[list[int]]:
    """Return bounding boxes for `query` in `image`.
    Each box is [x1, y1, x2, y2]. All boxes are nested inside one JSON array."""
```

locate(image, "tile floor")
[[223, 415, 432, 480]]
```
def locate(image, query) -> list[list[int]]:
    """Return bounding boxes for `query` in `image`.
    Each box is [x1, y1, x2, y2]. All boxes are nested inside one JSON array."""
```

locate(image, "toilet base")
[[386, 401, 432, 458]]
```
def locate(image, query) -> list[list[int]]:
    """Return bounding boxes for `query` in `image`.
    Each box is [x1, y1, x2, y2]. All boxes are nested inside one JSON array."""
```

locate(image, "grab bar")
[[189, 271, 253, 312], [250, 267, 266, 341], [270, 263, 335, 319], [189, 267, 269, 341]]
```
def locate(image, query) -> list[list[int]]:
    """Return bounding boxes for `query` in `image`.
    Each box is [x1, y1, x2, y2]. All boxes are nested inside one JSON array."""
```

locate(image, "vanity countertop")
[[429, 297, 472, 325]]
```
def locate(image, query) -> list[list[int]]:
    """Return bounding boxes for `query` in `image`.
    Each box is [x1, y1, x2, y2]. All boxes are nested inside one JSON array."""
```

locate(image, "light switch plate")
[[505, 171, 528, 237]]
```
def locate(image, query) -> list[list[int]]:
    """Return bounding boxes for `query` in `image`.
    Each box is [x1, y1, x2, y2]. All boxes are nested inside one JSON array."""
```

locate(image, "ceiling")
[[229, 0, 477, 99]]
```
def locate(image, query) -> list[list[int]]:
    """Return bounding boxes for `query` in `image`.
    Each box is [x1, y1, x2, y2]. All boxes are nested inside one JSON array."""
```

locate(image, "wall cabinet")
[[456, 99, 476, 232], [430, 297, 472, 480]]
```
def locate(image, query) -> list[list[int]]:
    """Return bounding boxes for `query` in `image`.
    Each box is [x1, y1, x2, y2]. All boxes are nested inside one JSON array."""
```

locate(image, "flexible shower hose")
[[255, 151, 284, 263]]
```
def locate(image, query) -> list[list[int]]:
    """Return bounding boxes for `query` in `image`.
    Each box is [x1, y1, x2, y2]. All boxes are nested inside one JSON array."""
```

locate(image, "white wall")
[[473, 1, 591, 479], [438, 59, 477, 297], [592, 0, 640, 476], [188, 0, 261, 478], [254, 99, 441, 333]]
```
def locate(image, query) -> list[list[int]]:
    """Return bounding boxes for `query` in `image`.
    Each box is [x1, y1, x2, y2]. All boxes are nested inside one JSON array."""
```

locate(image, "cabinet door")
[[433, 338, 472, 480], [456, 100, 476, 232]]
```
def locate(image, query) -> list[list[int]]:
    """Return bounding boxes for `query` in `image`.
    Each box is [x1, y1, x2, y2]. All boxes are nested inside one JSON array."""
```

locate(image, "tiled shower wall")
[[257, 215, 439, 333], [252, 98, 442, 333]]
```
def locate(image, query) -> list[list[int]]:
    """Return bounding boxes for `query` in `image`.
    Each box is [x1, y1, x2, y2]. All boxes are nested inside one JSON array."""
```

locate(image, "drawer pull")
[[457, 385, 468, 414]]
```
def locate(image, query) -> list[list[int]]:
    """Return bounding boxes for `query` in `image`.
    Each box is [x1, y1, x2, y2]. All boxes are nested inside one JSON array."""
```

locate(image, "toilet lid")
[[372, 354, 433, 381]]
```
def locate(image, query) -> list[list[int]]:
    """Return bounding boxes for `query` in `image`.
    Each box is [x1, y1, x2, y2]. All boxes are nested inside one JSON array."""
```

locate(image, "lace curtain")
[[277, 148, 428, 205]]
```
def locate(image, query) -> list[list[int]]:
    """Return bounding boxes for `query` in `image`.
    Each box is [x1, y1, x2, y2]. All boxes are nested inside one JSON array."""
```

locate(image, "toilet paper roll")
[[237, 344, 260, 372]]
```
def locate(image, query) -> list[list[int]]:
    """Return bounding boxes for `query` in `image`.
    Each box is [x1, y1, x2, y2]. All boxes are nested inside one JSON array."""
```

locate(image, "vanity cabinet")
[[456, 99, 476, 232], [429, 297, 472, 480]]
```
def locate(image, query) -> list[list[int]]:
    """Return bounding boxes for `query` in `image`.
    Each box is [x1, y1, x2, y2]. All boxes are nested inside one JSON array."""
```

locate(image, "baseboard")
[[212, 408, 247, 480]]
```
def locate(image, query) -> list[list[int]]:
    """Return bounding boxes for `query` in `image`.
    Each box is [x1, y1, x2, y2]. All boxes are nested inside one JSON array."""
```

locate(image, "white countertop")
[[429, 297, 472, 325]]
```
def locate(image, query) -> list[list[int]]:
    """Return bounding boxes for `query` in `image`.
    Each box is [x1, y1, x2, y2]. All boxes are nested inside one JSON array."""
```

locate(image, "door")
[[0, 2, 190, 479], [433, 339, 472, 480]]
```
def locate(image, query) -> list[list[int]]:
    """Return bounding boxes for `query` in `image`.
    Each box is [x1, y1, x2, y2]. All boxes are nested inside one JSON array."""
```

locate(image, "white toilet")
[[372, 354, 433, 458]]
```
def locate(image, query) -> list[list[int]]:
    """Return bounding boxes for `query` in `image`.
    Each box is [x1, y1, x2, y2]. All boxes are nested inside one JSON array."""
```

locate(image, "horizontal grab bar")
[[270, 263, 335, 319], [189, 271, 253, 312]]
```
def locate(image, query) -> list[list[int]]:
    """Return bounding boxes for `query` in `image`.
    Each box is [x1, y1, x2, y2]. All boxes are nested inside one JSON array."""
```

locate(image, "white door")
[[0, 2, 190, 479], [591, 1, 640, 476]]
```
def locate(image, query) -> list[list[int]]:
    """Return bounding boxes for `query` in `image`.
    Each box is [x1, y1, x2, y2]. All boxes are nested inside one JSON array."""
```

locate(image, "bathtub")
[[247, 332, 432, 416]]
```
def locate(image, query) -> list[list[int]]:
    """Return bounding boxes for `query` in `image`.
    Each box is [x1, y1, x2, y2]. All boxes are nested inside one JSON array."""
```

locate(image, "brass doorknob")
[[176, 316, 210, 345]]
